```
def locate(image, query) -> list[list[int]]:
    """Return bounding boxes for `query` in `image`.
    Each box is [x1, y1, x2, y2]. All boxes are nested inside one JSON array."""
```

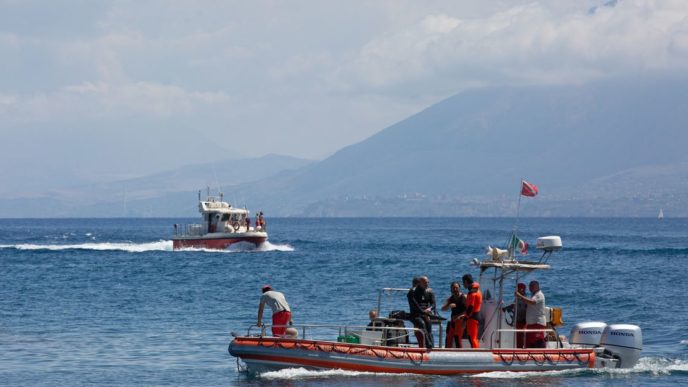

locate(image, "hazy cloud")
[[345, 1, 688, 93], [2, 82, 229, 123], [1, 0, 687, 159]]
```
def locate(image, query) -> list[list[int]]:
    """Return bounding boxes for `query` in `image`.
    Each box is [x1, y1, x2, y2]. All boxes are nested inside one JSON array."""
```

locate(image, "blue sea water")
[[1, 217, 687, 386]]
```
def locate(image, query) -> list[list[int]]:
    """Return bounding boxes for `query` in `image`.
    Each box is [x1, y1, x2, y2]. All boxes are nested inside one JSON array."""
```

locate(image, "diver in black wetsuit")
[[408, 276, 436, 349]]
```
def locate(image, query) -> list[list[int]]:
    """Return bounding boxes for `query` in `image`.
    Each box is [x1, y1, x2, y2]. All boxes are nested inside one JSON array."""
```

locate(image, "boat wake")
[[471, 368, 586, 379], [0, 241, 172, 253], [231, 241, 295, 252], [256, 358, 688, 380], [258, 367, 404, 380], [175, 241, 295, 253], [471, 357, 688, 379], [0, 240, 294, 253]]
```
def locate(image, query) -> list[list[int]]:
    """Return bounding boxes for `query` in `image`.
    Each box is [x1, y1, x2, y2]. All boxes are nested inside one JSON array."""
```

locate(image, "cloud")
[[343, 1, 688, 92], [421, 14, 460, 34], [2, 1, 688, 159], [0, 32, 22, 48], [1, 81, 229, 124]]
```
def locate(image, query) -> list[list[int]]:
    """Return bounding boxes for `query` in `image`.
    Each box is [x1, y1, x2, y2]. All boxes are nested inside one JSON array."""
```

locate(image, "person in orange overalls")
[[462, 274, 483, 348]]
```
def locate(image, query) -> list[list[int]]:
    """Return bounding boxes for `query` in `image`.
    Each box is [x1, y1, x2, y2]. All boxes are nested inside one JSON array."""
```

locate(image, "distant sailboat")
[[658, 208, 664, 220]]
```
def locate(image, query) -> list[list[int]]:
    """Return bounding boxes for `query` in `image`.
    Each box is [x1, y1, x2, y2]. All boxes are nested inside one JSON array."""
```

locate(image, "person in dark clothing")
[[441, 281, 467, 348], [407, 276, 436, 349], [407, 277, 421, 344]]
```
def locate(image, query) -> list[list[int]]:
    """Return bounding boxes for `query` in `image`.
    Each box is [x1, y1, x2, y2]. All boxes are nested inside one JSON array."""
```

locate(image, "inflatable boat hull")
[[229, 337, 595, 375]]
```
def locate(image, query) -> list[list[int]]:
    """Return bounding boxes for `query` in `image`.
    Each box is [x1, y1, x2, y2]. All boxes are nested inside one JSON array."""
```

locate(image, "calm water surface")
[[1, 217, 687, 386]]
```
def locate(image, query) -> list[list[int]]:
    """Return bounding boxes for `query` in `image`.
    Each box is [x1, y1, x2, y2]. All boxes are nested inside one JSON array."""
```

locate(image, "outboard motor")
[[598, 324, 642, 368], [570, 322, 607, 347]]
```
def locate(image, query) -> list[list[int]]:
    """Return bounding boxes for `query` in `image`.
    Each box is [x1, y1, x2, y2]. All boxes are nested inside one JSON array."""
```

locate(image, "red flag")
[[520, 180, 539, 197]]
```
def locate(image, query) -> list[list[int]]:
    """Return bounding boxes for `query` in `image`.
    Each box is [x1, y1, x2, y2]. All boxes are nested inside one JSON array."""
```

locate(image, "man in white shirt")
[[515, 280, 546, 348], [257, 285, 292, 337]]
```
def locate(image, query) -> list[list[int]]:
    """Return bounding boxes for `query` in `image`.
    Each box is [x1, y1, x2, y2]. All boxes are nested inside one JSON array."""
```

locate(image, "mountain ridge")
[[2, 76, 687, 217]]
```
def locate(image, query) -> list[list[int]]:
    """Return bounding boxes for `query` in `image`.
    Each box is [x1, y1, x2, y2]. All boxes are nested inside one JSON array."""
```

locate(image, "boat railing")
[[245, 323, 426, 347], [491, 328, 561, 349], [173, 223, 204, 237]]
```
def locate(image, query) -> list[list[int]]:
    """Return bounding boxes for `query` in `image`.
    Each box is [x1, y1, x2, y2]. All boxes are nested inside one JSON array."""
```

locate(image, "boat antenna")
[[211, 161, 222, 196], [515, 178, 523, 230], [509, 178, 539, 259], [507, 178, 524, 260], [122, 185, 128, 217], [198, 190, 201, 201]]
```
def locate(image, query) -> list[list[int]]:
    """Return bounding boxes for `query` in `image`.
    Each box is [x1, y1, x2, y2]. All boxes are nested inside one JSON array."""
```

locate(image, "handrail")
[[489, 328, 559, 349], [376, 287, 413, 316], [245, 323, 426, 346]]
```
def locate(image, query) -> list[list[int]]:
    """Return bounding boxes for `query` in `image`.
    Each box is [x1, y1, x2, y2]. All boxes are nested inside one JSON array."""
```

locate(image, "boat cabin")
[[198, 196, 251, 233]]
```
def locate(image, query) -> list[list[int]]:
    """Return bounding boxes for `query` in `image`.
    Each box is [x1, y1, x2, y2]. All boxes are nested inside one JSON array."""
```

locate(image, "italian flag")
[[510, 234, 529, 255]]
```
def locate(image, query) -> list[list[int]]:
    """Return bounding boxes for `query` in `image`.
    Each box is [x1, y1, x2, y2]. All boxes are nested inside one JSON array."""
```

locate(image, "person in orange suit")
[[462, 274, 482, 348]]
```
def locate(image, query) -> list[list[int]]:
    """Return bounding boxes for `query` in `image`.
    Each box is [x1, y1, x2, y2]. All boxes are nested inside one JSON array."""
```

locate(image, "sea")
[[1, 217, 686, 386]]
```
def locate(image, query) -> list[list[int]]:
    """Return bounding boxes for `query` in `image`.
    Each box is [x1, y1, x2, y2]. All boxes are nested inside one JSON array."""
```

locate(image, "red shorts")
[[272, 311, 292, 336], [526, 323, 546, 348]]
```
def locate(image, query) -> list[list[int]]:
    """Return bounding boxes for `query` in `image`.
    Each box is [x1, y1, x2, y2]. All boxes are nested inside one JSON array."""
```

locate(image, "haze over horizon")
[[1, 0, 687, 215]]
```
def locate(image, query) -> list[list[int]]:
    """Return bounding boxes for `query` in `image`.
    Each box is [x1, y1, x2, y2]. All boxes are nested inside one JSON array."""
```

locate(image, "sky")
[[1, 0, 688, 167]]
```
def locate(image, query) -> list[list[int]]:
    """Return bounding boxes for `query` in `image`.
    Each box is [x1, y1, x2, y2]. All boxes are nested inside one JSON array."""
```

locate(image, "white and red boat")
[[173, 192, 267, 250], [229, 235, 642, 374]]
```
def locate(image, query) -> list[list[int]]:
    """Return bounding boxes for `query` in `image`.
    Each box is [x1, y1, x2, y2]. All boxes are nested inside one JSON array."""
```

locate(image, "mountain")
[[0, 154, 312, 217], [227, 76, 688, 216], [0, 119, 242, 197], [3, 75, 687, 217]]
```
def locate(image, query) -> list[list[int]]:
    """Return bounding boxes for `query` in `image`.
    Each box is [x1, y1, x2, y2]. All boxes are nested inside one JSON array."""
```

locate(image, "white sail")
[[658, 208, 664, 219]]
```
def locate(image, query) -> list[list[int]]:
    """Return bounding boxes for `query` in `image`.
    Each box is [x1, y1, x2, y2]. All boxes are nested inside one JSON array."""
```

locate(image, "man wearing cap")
[[516, 280, 546, 348], [257, 285, 292, 337]]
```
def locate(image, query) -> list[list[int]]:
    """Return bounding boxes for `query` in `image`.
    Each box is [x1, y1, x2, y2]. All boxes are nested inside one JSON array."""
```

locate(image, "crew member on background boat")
[[441, 281, 466, 348], [245, 215, 251, 232], [257, 285, 292, 337], [462, 274, 482, 348], [408, 276, 436, 349], [516, 280, 547, 348], [257, 211, 266, 231]]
